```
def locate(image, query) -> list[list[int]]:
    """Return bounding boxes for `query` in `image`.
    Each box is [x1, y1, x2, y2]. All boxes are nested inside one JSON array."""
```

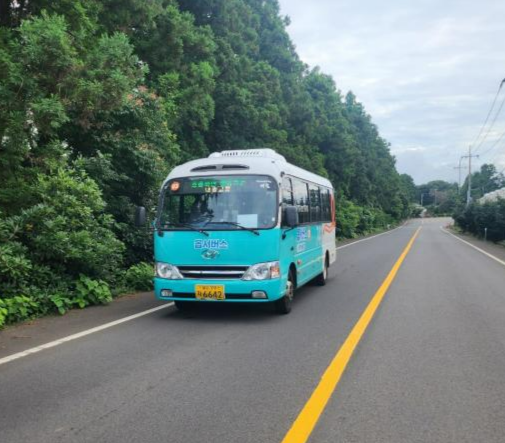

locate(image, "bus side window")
[[281, 177, 293, 226], [282, 177, 293, 206], [321, 188, 332, 222], [292, 178, 310, 224], [309, 184, 321, 222]]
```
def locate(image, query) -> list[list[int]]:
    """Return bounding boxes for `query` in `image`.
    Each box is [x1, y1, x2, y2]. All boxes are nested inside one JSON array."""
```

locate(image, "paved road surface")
[[1, 218, 505, 443]]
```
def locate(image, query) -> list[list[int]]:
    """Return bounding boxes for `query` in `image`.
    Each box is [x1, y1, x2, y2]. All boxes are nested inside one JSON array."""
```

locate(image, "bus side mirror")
[[285, 206, 298, 228], [134, 206, 147, 227]]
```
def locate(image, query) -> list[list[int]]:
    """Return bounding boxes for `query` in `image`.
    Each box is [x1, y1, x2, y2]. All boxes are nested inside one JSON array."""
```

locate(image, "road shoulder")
[[444, 223, 505, 264], [336, 220, 410, 249], [0, 291, 166, 359]]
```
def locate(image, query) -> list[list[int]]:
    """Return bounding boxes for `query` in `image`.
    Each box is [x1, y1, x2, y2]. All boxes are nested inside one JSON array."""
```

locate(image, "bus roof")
[[164, 149, 333, 189]]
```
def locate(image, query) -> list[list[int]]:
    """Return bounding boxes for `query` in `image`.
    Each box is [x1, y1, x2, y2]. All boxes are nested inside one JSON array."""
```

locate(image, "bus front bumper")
[[154, 277, 286, 302]]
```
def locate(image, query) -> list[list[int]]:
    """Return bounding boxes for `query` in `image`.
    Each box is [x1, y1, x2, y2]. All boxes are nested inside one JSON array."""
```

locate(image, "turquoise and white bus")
[[141, 149, 336, 314]]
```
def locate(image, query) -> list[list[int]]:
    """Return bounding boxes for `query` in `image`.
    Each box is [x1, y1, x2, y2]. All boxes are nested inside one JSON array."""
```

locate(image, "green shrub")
[[337, 200, 361, 238], [74, 274, 112, 307], [124, 262, 153, 291], [49, 294, 74, 315], [454, 199, 505, 242], [337, 200, 394, 238], [0, 242, 33, 296], [0, 300, 8, 328], [0, 168, 124, 299], [2, 295, 39, 324], [27, 168, 126, 282]]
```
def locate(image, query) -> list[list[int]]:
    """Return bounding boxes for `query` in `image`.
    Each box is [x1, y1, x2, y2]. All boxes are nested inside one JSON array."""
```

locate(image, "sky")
[[278, 0, 505, 184]]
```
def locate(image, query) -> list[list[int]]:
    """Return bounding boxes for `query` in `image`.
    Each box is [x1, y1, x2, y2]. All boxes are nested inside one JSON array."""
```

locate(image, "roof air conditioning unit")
[[209, 149, 286, 162]]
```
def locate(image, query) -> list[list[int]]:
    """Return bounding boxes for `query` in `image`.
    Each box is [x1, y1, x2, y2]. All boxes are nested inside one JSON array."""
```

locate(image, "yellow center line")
[[281, 226, 422, 443]]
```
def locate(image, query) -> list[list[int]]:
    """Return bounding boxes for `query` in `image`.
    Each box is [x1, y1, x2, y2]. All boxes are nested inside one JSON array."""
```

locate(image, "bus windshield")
[[158, 175, 278, 230]]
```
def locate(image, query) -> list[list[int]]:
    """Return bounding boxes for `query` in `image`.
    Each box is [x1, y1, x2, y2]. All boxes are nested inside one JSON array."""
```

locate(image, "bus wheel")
[[314, 258, 328, 286], [275, 272, 294, 314]]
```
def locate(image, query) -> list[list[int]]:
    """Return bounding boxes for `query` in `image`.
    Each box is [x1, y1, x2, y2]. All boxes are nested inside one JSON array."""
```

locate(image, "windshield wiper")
[[159, 222, 209, 236], [204, 221, 260, 236]]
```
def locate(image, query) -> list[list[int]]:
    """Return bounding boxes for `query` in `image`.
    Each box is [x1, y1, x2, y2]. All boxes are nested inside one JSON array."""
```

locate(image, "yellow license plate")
[[195, 285, 225, 300]]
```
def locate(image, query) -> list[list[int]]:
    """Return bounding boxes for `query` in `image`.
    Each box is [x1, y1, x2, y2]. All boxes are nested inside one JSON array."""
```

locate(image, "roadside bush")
[[27, 168, 125, 281], [0, 276, 115, 328], [0, 167, 124, 292], [0, 295, 41, 327], [124, 262, 153, 291], [454, 199, 505, 242], [74, 275, 113, 308], [337, 200, 361, 238], [2, 295, 39, 324], [0, 242, 33, 296], [0, 167, 123, 327], [0, 300, 8, 327], [337, 200, 394, 238]]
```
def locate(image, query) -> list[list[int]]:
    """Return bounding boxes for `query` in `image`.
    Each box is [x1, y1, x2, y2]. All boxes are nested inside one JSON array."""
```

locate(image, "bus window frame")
[[156, 173, 280, 232], [283, 174, 334, 226]]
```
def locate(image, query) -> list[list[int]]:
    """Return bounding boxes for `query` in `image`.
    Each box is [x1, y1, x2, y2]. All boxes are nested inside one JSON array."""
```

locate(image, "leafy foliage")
[[2, 295, 39, 323], [124, 262, 154, 291], [75, 275, 113, 307], [418, 164, 505, 217], [460, 164, 505, 202], [0, 0, 416, 326], [454, 199, 505, 242]]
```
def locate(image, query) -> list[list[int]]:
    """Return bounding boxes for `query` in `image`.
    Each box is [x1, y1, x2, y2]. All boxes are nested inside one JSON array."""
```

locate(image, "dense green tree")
[[0, 0, 417, 324], [416, 180, 460, 215], [400, 174, 417, 203], [460, 163, 505, 201], [455, 199, 505, 242]]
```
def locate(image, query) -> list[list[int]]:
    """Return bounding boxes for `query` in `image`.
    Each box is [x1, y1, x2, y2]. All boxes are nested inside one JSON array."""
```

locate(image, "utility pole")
[[420, 192, 430, 206], [454, 157, 467, 188], [465, 145, 479, 207]]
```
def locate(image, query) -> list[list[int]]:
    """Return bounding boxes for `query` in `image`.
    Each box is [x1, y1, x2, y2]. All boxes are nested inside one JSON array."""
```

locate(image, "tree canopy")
[[0, 0, 416, 325]]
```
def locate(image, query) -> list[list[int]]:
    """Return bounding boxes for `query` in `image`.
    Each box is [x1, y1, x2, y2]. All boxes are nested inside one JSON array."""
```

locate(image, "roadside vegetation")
[[415, 164, 505, 242], [454, 199, 505, 242], [0, 0, 417, 327]]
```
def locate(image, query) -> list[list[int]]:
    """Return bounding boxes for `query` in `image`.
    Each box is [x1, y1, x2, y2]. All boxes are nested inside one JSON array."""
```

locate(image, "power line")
[[471, 78, 505, 153], [478, 127, 505, 158], [489, 138, 505, 164], [457, 78, 505, 195], [493, 153, 505, 175], [473, 96, 505, 153]]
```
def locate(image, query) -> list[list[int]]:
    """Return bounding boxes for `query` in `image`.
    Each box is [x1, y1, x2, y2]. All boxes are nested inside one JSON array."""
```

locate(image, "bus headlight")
[[156, 262, 183, 279], [242, 261, 280, 280]]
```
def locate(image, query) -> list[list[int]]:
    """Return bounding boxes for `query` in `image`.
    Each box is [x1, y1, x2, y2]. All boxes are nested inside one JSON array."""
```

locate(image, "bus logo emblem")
[[202, 249, 219, 259]]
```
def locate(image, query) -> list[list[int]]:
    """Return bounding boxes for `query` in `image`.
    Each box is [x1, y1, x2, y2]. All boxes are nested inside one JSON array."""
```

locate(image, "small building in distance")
[[479, 187, 505, 203]]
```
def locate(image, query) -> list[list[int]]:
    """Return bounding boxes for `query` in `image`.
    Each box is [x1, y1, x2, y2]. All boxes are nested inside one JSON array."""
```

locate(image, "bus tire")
[[314, 257, 328, 286], [275, 271, 294, 314]]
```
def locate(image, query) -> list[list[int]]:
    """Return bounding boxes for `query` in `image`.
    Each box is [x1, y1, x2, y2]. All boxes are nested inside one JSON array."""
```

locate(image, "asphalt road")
[[2, 218, 505, 443]]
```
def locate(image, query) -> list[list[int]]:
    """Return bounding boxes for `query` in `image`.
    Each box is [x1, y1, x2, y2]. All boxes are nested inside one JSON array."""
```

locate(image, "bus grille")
[[178, 266, 248, 280]]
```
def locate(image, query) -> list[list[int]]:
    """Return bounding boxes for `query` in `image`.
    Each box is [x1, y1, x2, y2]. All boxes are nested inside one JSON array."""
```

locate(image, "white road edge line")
[[1, 222, 409, 367], [441, 227, 505, 267], [336, 224, 404, 250], [0, 303, 174, 367]]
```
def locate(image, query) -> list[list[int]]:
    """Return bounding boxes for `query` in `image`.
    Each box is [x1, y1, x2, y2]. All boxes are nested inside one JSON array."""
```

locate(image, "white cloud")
[[278, 0, 505, 183]]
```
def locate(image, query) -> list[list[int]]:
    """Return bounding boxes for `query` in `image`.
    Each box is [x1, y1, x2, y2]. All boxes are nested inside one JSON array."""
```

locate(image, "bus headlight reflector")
[[156, 262, 183, 279], [242, 261, 280, 280]]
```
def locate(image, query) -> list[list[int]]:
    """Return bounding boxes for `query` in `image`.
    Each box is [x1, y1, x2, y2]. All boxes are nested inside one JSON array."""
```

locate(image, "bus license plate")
[[195, 285, 225, 300]]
